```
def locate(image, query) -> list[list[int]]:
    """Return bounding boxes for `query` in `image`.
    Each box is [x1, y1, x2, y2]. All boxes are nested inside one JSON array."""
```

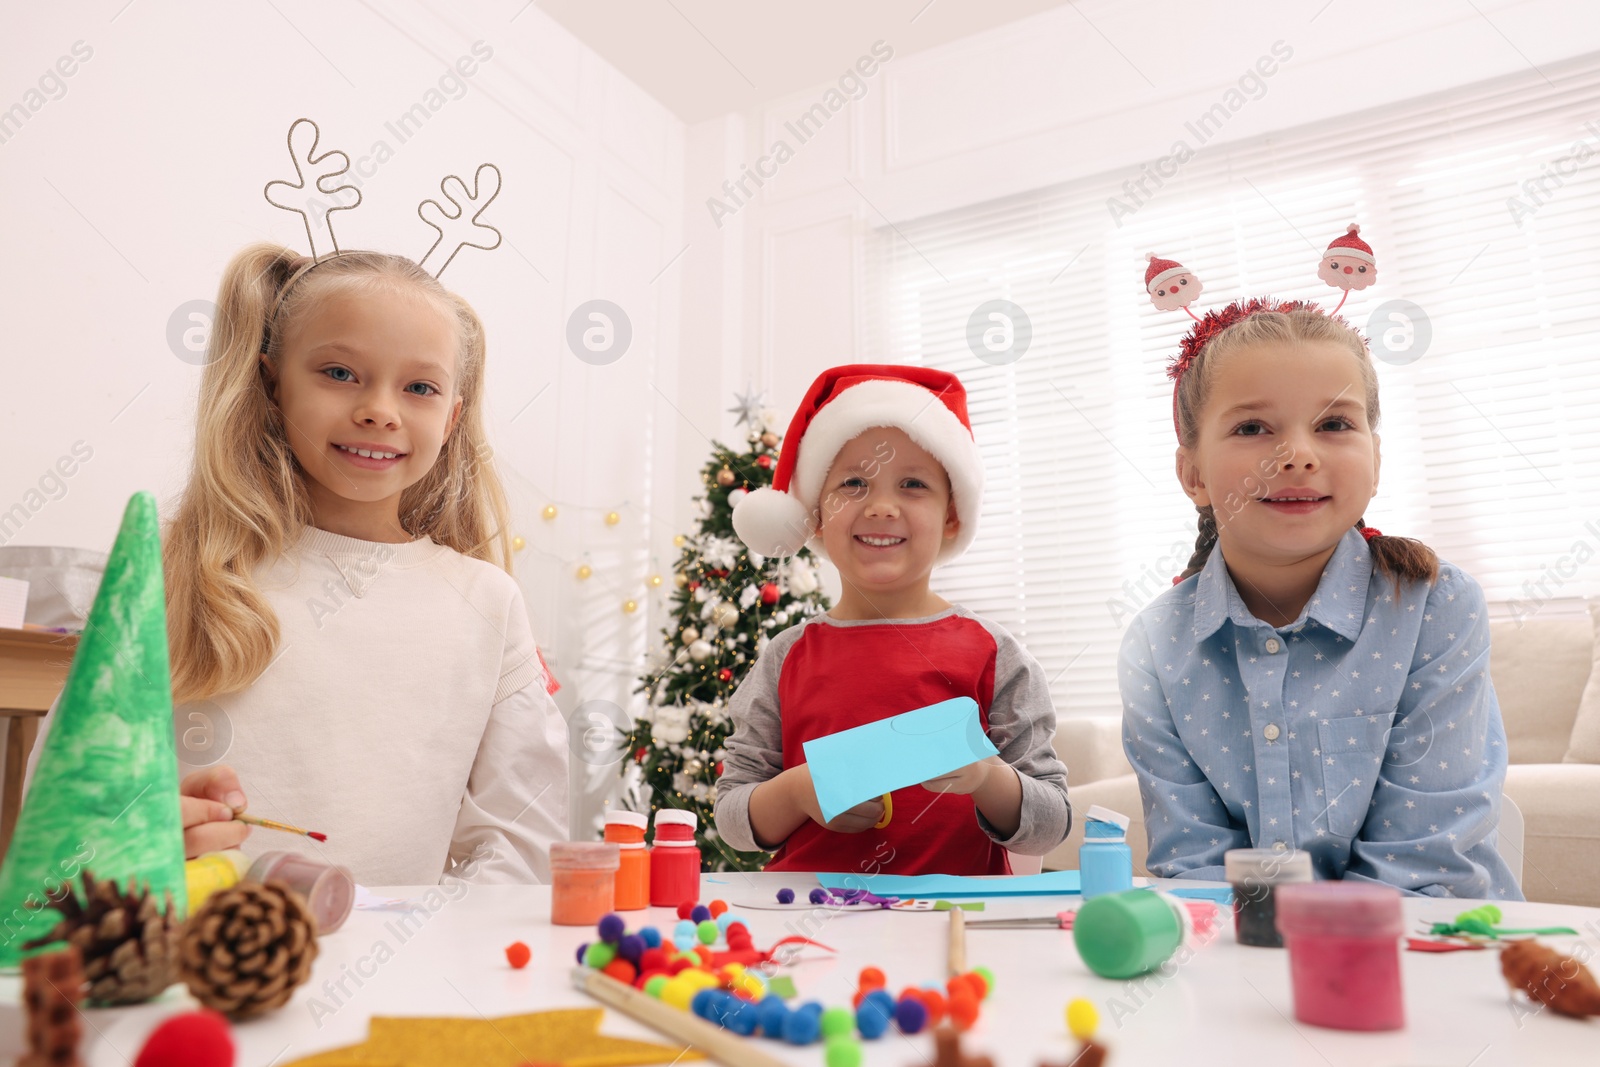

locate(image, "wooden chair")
[[0, 627, 78, 857]]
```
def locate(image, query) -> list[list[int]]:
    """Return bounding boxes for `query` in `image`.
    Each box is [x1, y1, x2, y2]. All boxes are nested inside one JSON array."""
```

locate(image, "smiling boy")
[[713, 365, 1071, 874]]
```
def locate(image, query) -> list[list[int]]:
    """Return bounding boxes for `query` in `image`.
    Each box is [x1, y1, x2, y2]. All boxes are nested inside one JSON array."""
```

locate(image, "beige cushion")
[[1565, 601, 1600, 764], [1054, 716, 1132, 785], [1504, 763, 1600, 905], [1043, 773, 1148, 877], [1488, 614, 1592, 764]]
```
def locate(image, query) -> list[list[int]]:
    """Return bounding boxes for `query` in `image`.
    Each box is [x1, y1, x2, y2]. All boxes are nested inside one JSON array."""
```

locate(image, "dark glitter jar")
[[1226, 848, 1313, 947]]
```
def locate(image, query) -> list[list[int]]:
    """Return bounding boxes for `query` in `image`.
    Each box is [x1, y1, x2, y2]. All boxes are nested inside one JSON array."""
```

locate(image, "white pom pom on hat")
[[731, 364, 983, 565]]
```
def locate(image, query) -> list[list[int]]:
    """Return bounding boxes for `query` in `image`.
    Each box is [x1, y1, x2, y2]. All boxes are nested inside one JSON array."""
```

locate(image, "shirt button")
[[1273, 841, 1288, 852], [1265, 638, 1281, 654], [1263, 723, 1281, 741]]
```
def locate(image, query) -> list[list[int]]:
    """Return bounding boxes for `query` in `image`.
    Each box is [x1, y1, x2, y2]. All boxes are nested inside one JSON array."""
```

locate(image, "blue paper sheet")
[[1166, 886, 1234, 905], [802, 697, 999, 822], [818, 870, 1082, 897]]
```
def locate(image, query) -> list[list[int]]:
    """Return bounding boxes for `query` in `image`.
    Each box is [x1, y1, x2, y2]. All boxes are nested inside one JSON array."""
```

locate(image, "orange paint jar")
[[604, 811, 650, 911], [550, 842, 620, 926]]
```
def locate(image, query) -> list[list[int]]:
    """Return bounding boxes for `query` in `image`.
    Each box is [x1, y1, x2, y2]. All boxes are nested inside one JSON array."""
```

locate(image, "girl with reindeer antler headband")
[[1121, 225, 1521, 899], [162, 118, 568, 886]]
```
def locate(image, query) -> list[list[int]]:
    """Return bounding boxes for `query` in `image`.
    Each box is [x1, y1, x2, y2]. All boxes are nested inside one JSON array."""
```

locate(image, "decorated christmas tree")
[[625, 391, 830, 871]]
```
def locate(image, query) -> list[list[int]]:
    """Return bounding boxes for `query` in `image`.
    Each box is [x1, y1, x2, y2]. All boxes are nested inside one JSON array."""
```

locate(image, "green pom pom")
[[820, 1006, 854, 1039], [825, 1037, 863, 1067], [974, 965, 995, 998], [585, 942, 617, 969], [697, 919, 720, 945], [645, 975, 669, 998]]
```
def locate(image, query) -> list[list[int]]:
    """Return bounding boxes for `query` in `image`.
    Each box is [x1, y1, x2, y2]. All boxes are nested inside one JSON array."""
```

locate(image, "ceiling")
[[534, 0, 1074, 123]]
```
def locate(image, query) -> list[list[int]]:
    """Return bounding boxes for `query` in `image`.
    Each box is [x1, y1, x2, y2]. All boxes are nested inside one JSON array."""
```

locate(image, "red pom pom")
[[709, 899, 729, 918], [602, 959, 638, 984], [667, 957, 695, 975], [136, 1010, 235, 1067], [919, 989, 947, 1025], [677, 901, 697, 919], [640, 947, 669, 972], [505, 941, 532, 969], [858, 966, 887, 991], [948, 989, 980, 1031]]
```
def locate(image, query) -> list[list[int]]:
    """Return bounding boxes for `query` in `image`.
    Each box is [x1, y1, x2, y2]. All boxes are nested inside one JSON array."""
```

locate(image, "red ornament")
[[756, 454, 773, 469], [635, 747, 649, 763], [135, 1010, 235, 1067], [715, 760, 724, 776], [760, 582, 780, 605], [718, 668, 733, 683], [688, 580, 700, 591]]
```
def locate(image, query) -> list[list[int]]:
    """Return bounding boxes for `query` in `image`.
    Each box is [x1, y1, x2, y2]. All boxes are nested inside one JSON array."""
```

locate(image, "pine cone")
[[22, 870, 179, 1005], [178, 880, 319, 1018], [1501, 938, 1600, 1018]]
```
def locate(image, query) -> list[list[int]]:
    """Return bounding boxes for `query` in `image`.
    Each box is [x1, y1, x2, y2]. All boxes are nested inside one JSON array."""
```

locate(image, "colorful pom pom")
[[691, 904, 713, 923], [782, 1003, 823, 1045], [597, 913, 626, 943], [696, 919, 719, 944], [1067, 997, 1099, 1040], [709, 899, 729, 918], [777, 887, 795, 904], [602, 959, 637, 984], [825, 1037, 864, 1067], [677, 901, 697, 920], [895, 996, 928, 1034], [639, 925, 663, 948], [757, 995, 790, 1037], [504, 941, 531, 969], [810, 888, 829, 905], [617, 934, 645, 964], [973, 965, 994, 998], [858, 966, 886, 991], [820, 1005, 854, 1039], [134, 1010, 235, 1067], [585, 942, 616, 969], [644, 975, 669, 998]]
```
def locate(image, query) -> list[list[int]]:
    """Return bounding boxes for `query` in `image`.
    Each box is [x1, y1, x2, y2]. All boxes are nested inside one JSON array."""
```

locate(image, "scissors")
[[966, 910, 1076, 930]]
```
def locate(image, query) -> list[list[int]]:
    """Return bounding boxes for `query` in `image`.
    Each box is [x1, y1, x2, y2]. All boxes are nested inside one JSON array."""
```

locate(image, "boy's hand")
[[920, 756, 1002, 797], [794, 765, 886, 834], [180, 765, 250, 859]]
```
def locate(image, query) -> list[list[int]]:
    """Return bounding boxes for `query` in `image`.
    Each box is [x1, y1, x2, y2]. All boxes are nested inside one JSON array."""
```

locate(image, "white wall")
[[0, 1, 686, 838]]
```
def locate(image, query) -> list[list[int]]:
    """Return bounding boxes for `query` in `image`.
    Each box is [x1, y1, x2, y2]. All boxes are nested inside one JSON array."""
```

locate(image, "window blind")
[[863, 52, 1600, 719]]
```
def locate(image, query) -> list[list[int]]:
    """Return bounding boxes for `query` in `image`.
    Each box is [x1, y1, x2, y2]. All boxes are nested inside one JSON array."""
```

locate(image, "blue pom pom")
[[757, 995, 790, 1037], [617, 934, 645, 964], [674, 919, 697, 939], [716, 911, 741, 933], [723, 998, 759, 1036], [894, 997, 928, 1035], [809, 888, 829, 905], [575, 942, 589, 965], [777, 887, 795, 904], [856, 999, 891, 1040], [597, 913, 626, 943], [865, 989, 896, 1015], [673, 934, 697, 951], [692, 989, 724, 1022], [782, 1005, 822, 1045], [639, 926, 662, 948], [690, 904, 713, 924]]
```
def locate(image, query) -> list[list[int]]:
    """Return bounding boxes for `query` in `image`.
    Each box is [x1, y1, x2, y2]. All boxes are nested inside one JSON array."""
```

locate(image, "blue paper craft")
[[818, 870, 1082, 898], [1165, 886, 1234, 905], [802, 697, 998, 822]]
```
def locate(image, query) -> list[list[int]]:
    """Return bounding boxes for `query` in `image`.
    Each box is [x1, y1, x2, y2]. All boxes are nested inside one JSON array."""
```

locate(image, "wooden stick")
[[235, 812, 327, 842], [571, 968, 790, 1067], [948, 907, 967, 977]]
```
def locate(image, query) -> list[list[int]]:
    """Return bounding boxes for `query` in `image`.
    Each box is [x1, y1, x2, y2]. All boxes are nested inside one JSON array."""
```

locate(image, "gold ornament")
[[682, 626, 700, 643], [542, 504, 558, 520], [512, 535, 526, 551], [716, 467, 736, 487], [649, 574, 663, 587], [761, 432, 779, 448], [674, 573, 688, 588], [711, 602, 739, 629], [576, 564, 593, 580], [605, 511, 621, 526], [623, 599, 638, 614]]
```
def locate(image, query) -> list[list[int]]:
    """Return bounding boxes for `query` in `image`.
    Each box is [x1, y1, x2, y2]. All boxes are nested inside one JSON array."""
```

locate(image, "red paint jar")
[[604, 810, 650, 911], [1275, 882, 1405, 1031], [648, 809, 701, 907]]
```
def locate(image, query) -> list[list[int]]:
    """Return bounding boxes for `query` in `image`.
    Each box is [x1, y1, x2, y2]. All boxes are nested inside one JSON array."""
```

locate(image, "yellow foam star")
[[283, 1007, 705, 1067]]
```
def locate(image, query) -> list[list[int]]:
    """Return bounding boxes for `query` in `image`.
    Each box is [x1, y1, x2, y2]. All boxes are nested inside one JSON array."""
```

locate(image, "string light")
[[542, 505, 558, 520]]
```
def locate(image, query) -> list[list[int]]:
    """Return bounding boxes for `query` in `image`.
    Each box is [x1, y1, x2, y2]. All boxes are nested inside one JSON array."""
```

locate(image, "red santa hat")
[[1144, 253, 1190, 293], [731, 364, 982, 564], [1322, 223, 1374, 263]]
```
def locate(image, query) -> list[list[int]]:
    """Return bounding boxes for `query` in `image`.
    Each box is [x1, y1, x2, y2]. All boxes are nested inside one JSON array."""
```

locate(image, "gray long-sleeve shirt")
[[713, 605, 1072, 873]]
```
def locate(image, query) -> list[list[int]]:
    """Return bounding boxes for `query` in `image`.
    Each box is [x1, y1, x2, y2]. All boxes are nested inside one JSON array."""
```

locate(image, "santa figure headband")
[[1147, 223, 1377, 441], [263, 117, 502, 277]]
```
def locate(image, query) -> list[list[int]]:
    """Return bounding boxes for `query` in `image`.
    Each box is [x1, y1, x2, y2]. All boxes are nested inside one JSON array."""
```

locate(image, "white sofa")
[[1047, 612, 1600, 907]]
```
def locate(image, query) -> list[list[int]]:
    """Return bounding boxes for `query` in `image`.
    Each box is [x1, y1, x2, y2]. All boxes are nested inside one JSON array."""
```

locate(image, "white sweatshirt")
[[172, 527, 569, 886]]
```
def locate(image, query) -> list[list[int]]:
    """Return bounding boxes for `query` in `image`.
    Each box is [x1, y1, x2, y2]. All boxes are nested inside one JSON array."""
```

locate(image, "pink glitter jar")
[[1274, 882, 1405, 1031]]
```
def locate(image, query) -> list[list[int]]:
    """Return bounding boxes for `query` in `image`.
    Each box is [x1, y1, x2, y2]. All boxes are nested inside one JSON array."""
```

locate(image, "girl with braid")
[[1120, 235, 1521, 899]]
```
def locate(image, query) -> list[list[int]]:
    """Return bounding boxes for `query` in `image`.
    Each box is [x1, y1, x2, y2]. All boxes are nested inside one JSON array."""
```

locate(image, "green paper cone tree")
[[0, 491, 188, 966]]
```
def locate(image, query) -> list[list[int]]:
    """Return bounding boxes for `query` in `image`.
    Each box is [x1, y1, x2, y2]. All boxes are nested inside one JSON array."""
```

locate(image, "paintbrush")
[[234, 812, 327, 842]]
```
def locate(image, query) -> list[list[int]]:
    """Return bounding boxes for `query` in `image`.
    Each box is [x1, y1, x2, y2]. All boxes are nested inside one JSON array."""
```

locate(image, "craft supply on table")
[[246, 851, 355, 934], [1224, 846, 1312, 948], [552, 841, 622, 925], [22, 869, 180, 1005], [19, 946, 85, 1065], [648, 808, 701, 907], [1275, 882, 1405, 1032], [819, 869, 1081, 897], [234, 812, 328, 841], [948, 908, 967, 977], [1427, 903, 1579, 940], [605, 809, 651, 910], [185, 850, 253, 911], [1500, 938, 1600, 1018], [574, 968, 788, 1067], [801, 697, 998, 822], [134, 1010, 235, 1067], [1077, 805, 1134, 900], [1072, 889, 1198, 980], [179, 880, 319, 1018], [968, 899, 1217, 934]]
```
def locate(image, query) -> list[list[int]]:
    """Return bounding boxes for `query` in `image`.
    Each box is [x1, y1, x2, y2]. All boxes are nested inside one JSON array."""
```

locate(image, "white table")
[[2, 872, 1597, 1066]]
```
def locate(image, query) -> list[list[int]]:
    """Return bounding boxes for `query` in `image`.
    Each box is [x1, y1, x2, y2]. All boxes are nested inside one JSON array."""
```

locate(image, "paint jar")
[[604, 810, 650, 911], [648, 809, 702, 907], [550, 842, 621, 926], [185, 850, 252, 911], [1225, 847, 1313, 948], [246, 851, 356, 934], [1275, 882, 1405, 1031], [1078, 805, 1134, 900], [1073, 889, 1192, 980]]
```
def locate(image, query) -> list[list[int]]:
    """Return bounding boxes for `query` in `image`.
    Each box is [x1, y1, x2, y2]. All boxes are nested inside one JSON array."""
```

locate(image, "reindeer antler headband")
[[1147, 223, 1379, 441]]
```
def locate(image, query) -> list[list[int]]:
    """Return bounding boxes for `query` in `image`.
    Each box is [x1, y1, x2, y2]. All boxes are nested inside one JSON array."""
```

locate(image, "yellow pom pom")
[[1066, 998, 1098, 1041], [662, 978, 695, 1011]]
